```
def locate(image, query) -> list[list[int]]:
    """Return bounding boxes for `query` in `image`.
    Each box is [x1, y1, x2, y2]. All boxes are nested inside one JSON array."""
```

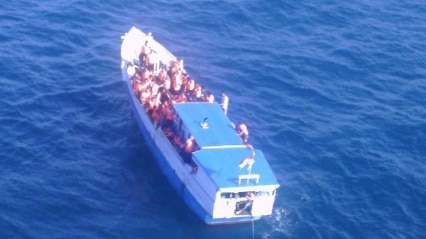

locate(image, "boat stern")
[[209, 186, 279, 223]]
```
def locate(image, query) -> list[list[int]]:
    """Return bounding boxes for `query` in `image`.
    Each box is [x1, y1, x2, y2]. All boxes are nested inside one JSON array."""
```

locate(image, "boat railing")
[[238, 174, 260, 185]]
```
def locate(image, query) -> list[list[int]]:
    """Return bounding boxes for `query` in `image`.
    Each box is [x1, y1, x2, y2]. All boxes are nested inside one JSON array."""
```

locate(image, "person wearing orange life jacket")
[[194, 84, 204, 102], [168, 61, 178, 77], [147, 95, 157, 115], [163, 76, 171, 92], [171, 73, 183, 95], [151, 81, 160, 97], [140, 87, 151, 105], [151, 108, 161, 126], [164, 126, 175, 141], [205, 92, 215, 103], [132, 79, 141, 97], [141, 68, 150, 82], [157, 68, 167, 83], [185, 77, 195, 91], [173, 92, 186, 103], [237, 121, 249, 143]]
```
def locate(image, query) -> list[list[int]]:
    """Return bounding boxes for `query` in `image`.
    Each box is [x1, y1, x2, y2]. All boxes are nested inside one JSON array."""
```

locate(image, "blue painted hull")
[[123, 75, 262, 225]]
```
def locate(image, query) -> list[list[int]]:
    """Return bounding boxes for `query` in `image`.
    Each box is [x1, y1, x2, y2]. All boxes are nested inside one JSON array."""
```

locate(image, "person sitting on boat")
[[159, 88, 170, 105], [173, 135, 184, 151], [170, 73, 183, 95], [168, 61, 178, 77], [194, 84, 204, 102], [140, 87, 151, 105], [140, 68, 150, 83], [147, 95, 158, 115], [132, 79, 141, 97], [237, 122, 249, 143], [151, 80, 160, 97], [174, 92, 187, 103], [205, 92, 215, 103], [163, 75, 171, 93], [235, 192, 254, 215], [151, 108, 161, 126], [157, 68, 167, 84], [164, 126, 175, 141], [185, 78, 196, 101]]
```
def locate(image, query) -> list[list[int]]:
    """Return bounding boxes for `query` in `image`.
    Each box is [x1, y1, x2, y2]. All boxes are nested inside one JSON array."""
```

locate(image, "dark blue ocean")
[[1, 1, 425, 238]]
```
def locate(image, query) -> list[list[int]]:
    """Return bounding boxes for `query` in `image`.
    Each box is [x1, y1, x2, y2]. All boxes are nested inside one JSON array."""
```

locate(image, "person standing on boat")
[[185, 135, 195, 153], [184, 135, 198, 174], [220, 92, 229, 115], [146, 49, 159, 73], [237, 122, 249, 143], [139, 40, 150, 68]]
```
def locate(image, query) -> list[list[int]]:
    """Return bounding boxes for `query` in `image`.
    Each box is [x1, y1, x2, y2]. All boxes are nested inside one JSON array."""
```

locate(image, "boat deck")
[[172, 102, 242, 148], [173, 102, 278, 189], [193, 147, 278, 188]]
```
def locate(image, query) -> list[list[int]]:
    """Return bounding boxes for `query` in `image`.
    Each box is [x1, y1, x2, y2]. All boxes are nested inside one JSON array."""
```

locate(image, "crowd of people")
[[126, 38, 251, 173]]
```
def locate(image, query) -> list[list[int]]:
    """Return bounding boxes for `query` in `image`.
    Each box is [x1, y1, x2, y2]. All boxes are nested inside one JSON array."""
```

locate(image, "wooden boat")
[[120, 26, 279, 225]]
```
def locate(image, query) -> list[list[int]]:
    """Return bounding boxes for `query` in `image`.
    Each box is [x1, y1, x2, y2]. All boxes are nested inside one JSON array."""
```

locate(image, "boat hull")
[[121, 63, 261, 224], [120, 26, 279, 225]]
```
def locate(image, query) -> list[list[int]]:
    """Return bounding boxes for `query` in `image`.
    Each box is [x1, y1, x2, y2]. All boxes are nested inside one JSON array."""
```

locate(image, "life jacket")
[[166, 107, 174, 120], [152, 110, 161, 124], [147, 97, 156, 111], [172, 74, 182, 91], [151, 83, 159, 96], [164, 78, 171, 91], [195, 86, 203, 99], [238, 124, 248, 135], [206, 94, 215, 103], [161, 103, 167, 115], [158, 69, 166, 82], [141, 69, 150, 81], [170, 64, 178, 75], [185, 138, 194, 152], [140, 89, 151, 104], [175, 94, 186, 103], [132, 80, 140, 95], [186, 79, 195, 92]]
